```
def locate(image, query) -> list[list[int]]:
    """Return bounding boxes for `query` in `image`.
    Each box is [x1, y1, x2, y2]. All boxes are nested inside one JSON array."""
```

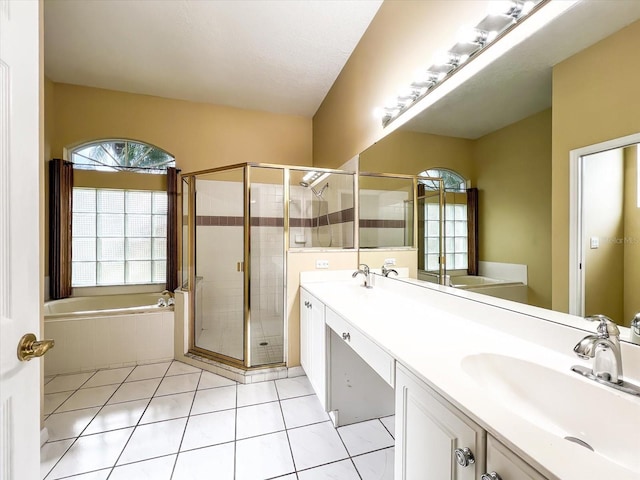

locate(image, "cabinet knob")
[[342, 332, 351, 342], [481, 473, 502, 480], [454, 447, 475, 467]]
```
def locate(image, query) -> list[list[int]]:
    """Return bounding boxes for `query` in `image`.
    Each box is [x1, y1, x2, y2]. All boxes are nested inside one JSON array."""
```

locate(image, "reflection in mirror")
[[289, 169, 355, 249], [358, 174, 414, 249], [356, 2, 640, 343], [580, 145, 640, 328]]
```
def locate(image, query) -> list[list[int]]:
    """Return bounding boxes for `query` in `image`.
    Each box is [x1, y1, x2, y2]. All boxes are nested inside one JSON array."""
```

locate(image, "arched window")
[[418, 168, 466, 192], [418, 168, 469, 272], [68, 140, 175, 287], [71, 139, 174, 173]]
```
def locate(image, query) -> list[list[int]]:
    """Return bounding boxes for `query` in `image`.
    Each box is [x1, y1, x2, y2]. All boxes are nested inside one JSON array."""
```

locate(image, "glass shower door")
[[193, 168, 245, 363]]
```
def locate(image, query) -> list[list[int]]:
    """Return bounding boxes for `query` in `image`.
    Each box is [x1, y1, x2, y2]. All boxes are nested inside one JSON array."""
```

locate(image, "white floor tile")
[[237, 381, 278, 407], [82, 367, 134, 388], [166, 361, 202, 376], [380, 415, 395, 438], [62, 469, 111, 480], [109, 454, 176, 480], [236, 401, 285, 439], [198, 370, 236, 390], [83, 399, 149, 435], [173, 442, 235, 480], [338, 419, 394, 456], [44, 372, 95, 394], [47, 428, 133, 479], [139, 391, 195, 424], [275, 376, 315, 399], [281, 394, 329, 429], [272, 475, 297, 480], [56, 385, 119, 413], [117, 418, 187, 465], [353, 447, 394, 480], [125, 362, 171, 382], [40, 438, 73, 479], [180, 409, 236, 451], [45, 407, 100, 441], [190, 385, 236, 415], [155, 372, 200, 396], [44, 391, 74, 415], [235, 431, 295, 480], [108, 378, 162, 404], [288, 421, 349, 471], [297, 459, 361, 480]]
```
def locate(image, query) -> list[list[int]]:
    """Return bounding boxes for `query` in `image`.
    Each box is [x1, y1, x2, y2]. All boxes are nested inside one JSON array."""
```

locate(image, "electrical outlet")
[[590, 237, 599, 249], [384, 258, 396, 265], [316, 259, 329, 269]]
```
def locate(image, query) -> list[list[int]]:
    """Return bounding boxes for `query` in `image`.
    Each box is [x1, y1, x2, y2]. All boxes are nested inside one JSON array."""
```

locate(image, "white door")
[[0, 1, 44, 479]]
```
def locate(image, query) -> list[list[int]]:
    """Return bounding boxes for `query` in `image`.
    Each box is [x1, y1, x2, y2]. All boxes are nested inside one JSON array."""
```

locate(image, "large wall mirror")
[[357, 0, 640, 340]]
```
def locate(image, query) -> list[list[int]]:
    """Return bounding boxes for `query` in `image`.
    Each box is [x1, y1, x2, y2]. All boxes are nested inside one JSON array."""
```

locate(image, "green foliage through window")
[[71, 140, 174, 174]]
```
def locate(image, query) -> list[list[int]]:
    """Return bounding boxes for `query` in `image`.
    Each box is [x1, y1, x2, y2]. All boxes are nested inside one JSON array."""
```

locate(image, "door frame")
[[569, 132, 640, 316]]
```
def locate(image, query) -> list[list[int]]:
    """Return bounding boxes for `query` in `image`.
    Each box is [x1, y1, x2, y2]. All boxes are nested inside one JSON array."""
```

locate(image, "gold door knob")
[[17, 333, 55, 362]]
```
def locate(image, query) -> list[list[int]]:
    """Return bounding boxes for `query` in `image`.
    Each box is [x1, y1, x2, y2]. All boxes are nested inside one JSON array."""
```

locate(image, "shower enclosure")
[[181, 163, 355, 370]]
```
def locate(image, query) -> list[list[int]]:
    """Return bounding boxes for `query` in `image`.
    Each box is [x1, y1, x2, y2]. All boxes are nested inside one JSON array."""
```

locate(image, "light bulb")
[[521, 1, 534, 15], [487, 0, 514, 16], [457, 26, 478, 44], [373, 107, 386, 119]]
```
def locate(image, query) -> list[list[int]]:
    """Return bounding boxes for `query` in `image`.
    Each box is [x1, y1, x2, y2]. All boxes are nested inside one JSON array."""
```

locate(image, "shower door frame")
[[182, 162, 355, 370]]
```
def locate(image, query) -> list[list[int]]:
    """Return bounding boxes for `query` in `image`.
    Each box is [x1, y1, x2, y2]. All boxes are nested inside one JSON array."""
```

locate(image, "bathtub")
[[44, 292, 172, 319], [449, 275, 528, 304], [44, 292, 175, 375]]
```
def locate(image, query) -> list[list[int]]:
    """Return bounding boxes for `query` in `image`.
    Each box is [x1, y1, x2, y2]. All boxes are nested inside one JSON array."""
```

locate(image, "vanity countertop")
[[300, 274, 640, 480]]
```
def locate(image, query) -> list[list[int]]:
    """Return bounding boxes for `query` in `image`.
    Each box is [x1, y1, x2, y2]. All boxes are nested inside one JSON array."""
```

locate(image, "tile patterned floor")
[[41, 361, 394, 480]]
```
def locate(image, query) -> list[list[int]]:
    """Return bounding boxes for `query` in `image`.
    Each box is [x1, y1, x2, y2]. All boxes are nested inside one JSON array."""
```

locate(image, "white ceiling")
[[402, 0, 640, 139], [44, 0, 383, 117]]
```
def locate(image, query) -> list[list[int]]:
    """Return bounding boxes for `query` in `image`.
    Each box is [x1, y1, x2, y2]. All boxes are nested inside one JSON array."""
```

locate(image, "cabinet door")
[[299, 289, 312, 376], [299, 288, 327, 409], [485, 435, 548, 480], [395, 364, 486, 480], [310, 293, 327, 408]]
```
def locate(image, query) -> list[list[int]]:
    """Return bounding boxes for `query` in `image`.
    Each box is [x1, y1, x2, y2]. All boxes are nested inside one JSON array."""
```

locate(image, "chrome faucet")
[[573, 315, 623, 383], [352, 264, 372, 288], [381, 264, 398, 277], [571, 314, 640, 396]]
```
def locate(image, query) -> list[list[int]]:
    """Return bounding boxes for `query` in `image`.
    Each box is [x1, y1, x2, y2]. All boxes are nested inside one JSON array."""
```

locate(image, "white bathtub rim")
[[44, 305, 174, 322]]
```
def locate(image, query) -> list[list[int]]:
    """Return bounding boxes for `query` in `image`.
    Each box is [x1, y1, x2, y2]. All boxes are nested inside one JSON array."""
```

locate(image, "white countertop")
[[300, 274, 640, 480]]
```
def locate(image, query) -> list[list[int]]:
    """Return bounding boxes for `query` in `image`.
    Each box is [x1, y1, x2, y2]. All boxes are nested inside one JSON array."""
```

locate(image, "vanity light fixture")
[[457, 26, 498, 46], [488, 0, 535, 19], [300, 170, 330, 188], [375, 0, 544, 127]]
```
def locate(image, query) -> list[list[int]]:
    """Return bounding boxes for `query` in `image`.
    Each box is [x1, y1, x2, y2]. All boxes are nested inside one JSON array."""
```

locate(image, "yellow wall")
[[50, 82, 313, 172], [624, 146, 640, 326], [359, 130, 475, 180], [552, 19, 640, 312], [582, 149, 624, 322], [474, 109, 552, 308], [44, 81, 313, 278], [313, 0, 491, 169]]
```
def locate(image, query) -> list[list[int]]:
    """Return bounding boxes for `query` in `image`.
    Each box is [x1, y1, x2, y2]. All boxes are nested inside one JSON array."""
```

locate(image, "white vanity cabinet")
[[299, 288, 327, 408], [485, 435, 548, 480], [395, 363, 486, 480]]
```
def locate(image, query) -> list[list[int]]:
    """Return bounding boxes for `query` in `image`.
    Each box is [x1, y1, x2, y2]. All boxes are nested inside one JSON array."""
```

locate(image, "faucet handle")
[[585, 314, 620, 338]]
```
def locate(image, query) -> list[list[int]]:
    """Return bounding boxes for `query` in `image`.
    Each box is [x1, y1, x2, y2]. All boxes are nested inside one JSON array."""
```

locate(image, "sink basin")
[[461, 353, 640, 474]]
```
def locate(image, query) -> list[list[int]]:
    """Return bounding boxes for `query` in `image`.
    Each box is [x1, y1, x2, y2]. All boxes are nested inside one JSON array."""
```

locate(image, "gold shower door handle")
[[17, 333, 55, 361]]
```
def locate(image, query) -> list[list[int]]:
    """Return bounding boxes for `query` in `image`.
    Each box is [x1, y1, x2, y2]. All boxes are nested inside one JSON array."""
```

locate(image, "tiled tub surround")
[[301, 273, 640, 480], [41, 360, 394, 480]]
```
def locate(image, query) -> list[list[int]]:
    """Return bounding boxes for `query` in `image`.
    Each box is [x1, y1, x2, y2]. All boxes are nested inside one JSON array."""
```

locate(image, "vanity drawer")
[[326, 307, 394, 387]]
